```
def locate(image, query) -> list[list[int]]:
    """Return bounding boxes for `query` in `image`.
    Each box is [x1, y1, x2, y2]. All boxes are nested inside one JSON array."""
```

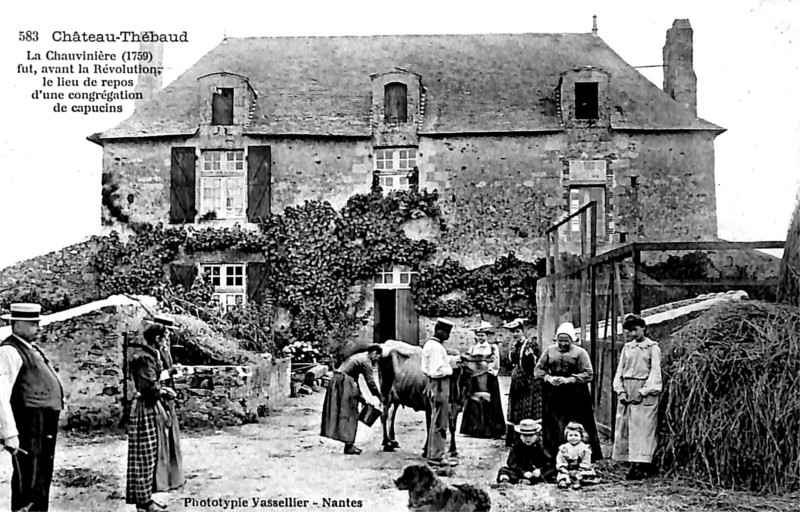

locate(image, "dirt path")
[[0, 378, 710, 511]]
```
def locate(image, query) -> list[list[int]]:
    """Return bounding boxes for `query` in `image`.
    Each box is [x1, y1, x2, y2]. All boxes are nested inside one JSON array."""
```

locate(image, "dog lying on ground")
[[394, 464, 491, 512]]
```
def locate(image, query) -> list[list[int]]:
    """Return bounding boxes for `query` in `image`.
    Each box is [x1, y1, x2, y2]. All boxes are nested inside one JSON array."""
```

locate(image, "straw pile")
[[655, 300, 800, 494], [778, 193, 800, 307]]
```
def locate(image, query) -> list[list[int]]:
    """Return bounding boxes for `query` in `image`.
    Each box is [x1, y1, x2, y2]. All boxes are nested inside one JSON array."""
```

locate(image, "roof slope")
[[98, 33, 723, 139]]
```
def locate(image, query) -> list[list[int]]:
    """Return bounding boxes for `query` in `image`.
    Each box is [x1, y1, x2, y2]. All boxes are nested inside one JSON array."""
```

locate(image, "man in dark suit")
[[0, 303, 64, 512]]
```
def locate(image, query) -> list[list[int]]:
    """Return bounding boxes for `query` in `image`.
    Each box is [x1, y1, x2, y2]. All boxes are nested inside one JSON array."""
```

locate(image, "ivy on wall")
[[412, 253, 546, 320], [90, 184, 547, 356]]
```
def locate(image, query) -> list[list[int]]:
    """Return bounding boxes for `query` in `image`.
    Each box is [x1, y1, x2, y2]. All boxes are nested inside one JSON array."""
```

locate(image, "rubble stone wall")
[[157, 358, 292, 429]]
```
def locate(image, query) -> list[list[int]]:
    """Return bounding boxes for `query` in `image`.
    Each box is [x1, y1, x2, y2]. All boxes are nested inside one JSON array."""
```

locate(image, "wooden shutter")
[[170, 147, 196, 224], [384, 83, 408, 123], [247, 146, 272, 222], [247, 262, 269, 303], [169, 263, 197, 290], [395, 289, 419, 345], [212, 88, 233, 125]]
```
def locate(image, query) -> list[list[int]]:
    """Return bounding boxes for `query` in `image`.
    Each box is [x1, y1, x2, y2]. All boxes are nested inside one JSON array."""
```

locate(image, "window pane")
[[375, 275, 383, 284], [400, 273, 409, 284], [384, 274, 393, 284], [202, 178, 222, 214]]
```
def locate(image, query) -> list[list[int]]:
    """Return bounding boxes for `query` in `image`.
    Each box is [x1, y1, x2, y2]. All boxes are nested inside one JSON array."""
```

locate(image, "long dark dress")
[[505, 337, 542, 447], [534, 344, 603, 468], [155, 342, 184, 491], [126, 343, 164, 506], [320, 352, 380, 444], [460, 343, 506, 439], [460, 372, 506, 438]]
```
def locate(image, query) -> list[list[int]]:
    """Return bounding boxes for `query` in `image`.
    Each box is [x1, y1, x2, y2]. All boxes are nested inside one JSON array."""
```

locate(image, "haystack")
[[778, 192, 800, 307], [655, 300, 800, 493]]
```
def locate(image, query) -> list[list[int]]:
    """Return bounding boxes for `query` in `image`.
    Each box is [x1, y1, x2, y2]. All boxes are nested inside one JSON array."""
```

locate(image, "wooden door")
[[395, 289, 419, 345]]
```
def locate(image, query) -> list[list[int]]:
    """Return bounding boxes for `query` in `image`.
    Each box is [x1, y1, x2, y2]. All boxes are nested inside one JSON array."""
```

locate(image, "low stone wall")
[[1, 294, 292, 432], [168, 358, 292, 429]]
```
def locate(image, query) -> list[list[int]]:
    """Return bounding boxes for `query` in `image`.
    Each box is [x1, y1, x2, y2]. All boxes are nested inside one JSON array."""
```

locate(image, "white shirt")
[[421, 338, 453, 379], [469, 341, 501, 376]]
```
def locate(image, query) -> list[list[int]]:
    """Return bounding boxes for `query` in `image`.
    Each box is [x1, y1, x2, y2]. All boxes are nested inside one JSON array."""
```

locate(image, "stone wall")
[[33, 301, 149, 431], [101, 136, 373, 228], [102, 129, 718, 267], [1, 296, 291, 432], [151, 357, 291, 429], [0, 239, 100, 315]]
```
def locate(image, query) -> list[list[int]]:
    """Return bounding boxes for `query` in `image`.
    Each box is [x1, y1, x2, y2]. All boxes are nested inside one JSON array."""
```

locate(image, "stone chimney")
[[133, 38, 164, 111], [663, 19, 697, 115]]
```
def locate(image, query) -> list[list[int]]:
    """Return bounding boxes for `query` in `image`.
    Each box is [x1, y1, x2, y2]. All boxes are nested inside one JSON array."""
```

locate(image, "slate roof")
[[96, 32, 724, 140]]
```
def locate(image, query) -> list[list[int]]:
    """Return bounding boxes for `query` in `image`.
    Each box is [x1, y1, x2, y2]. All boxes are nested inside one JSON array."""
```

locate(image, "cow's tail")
[[377, 352, 393, 405]]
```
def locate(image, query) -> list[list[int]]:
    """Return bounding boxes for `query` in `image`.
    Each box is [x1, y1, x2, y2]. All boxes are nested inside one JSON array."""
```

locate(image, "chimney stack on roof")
[[133, 35, 164, 112], [592, 15, 598, 36], [663, 19, 697, 115]]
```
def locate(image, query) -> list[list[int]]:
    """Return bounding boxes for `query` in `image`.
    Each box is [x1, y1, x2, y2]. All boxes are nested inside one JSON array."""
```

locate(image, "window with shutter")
[[384, 83, 408, 123], [170, 147, 197, 224], [247, 146, 272, 222], [212, 88, 234, 125]]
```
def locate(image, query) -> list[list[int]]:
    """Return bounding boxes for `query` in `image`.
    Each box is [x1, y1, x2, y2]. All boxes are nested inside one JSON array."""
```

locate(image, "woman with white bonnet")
[[534, 321, 603, 473]]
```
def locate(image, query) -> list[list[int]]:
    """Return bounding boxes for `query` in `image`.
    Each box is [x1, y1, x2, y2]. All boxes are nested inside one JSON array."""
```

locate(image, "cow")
[[377, 339, 475, 458]]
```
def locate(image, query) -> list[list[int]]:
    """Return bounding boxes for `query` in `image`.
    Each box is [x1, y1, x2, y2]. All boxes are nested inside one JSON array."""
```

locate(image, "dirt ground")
[[1, 377, 796, 512]]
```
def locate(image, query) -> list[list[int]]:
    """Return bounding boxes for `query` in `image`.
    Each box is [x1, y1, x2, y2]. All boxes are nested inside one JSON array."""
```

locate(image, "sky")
[[0, 0, 798, 269]]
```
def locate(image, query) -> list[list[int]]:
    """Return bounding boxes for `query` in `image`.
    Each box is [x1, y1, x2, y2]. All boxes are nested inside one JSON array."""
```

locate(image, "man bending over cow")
[[421, 319, 460, 468]]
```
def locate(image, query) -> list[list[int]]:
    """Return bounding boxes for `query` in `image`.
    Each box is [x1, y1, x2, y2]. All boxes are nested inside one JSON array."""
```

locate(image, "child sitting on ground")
[[556, 422, 601, 490], [496, 419, 548, 485]]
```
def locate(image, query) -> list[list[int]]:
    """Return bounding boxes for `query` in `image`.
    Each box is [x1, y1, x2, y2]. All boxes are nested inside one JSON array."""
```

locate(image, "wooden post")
[[121, 331, 129, 427], [545, 232, 552, 276], [590, 202, 598, 258], [633, 245, 642, 315], [609, 265, 618, 439]]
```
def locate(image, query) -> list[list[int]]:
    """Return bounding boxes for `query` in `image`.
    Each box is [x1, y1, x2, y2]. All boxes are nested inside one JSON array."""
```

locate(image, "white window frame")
[[570, 189, 581, 233], [374, 148, 417, 195], [199, 150, 247, 219], [201, 263, 247, 311], [374, 264, 417, 289]]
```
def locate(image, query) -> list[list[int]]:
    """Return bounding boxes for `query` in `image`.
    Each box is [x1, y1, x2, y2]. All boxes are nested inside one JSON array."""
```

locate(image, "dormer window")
[[575, 82, 599, 120], [384, 83, 408, 123], [212, 87, 234, 125]]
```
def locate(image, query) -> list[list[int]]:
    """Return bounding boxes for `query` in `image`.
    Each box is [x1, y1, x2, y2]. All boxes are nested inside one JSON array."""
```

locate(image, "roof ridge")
[[224, 32, 593, 41]]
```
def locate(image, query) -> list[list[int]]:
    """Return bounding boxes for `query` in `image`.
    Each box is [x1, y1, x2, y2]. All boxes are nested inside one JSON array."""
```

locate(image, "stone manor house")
[[88, 19, 724, 344]]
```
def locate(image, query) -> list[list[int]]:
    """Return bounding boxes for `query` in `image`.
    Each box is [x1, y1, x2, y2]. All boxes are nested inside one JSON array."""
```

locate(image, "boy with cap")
[[0, 303, 64, 512]]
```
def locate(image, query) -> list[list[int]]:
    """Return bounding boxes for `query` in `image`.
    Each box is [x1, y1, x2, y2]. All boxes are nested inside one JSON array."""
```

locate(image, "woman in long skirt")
[[126, 323, 172, 512], [460, 321, 506, 439], [534, 322, 603, 474], [320, 345, 383, 455], [612, 314, 662, 480], [151, 315, 184, 492], [503, 318, 542, 447]]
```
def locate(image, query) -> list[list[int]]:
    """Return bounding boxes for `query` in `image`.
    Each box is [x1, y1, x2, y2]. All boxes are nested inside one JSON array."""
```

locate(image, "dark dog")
[[394, 464, 491, 512]]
